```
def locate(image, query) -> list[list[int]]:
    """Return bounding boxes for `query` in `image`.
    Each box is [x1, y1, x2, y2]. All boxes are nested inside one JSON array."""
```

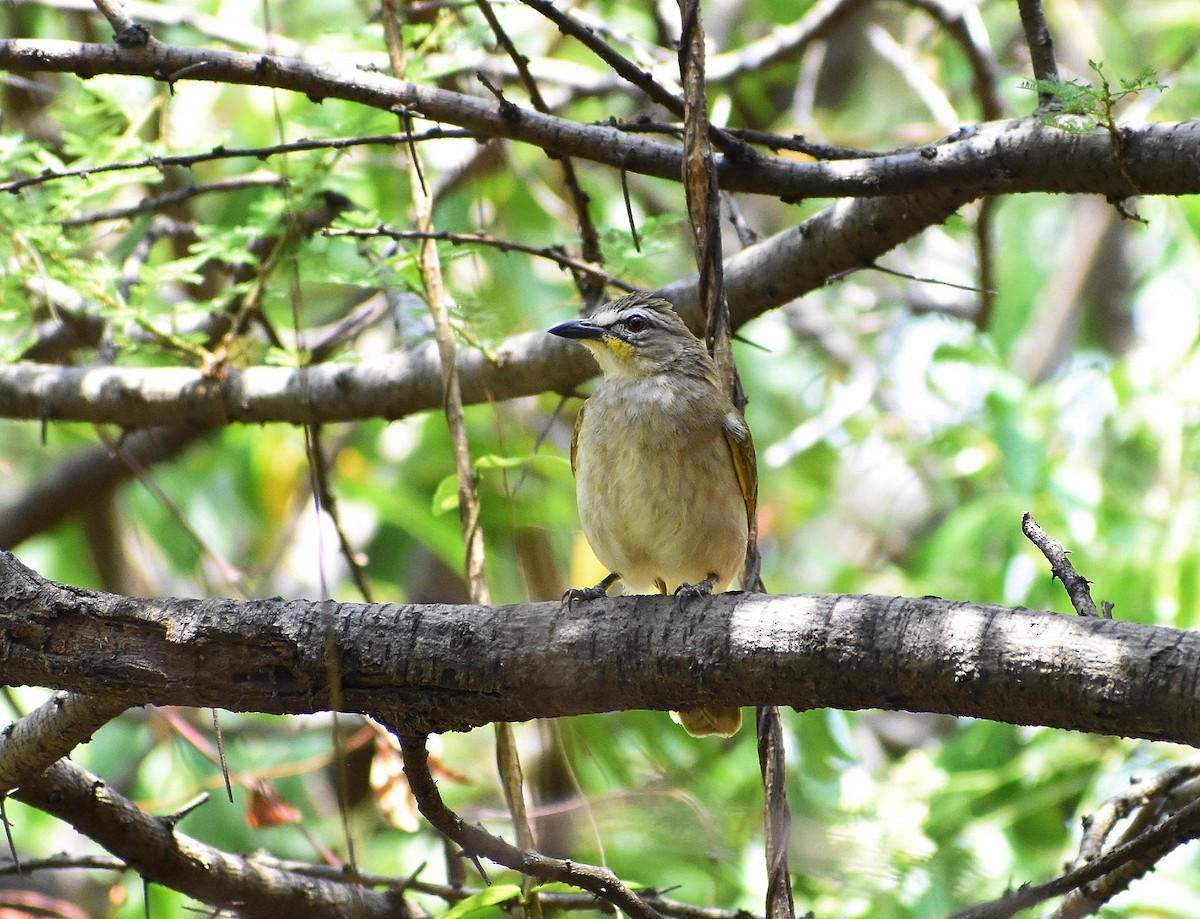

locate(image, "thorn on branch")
[[162, 793, 210, 829], [1108, 195, 1148, 224], [1020, 513, 1101, 617]]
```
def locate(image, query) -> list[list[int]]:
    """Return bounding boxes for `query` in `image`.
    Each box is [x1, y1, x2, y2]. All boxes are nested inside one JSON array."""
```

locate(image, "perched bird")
[[548, 293, 758, 737]]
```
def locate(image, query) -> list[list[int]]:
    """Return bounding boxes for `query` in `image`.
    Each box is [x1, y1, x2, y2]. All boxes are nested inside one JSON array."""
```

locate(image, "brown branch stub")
[[1021, 512, 1101, 617], [1016, 0, 1060, 110], [91, 0, 152, 48]]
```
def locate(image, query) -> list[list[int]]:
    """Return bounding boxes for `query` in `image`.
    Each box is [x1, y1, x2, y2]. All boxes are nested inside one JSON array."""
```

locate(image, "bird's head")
[[548, 294, 706, 379]]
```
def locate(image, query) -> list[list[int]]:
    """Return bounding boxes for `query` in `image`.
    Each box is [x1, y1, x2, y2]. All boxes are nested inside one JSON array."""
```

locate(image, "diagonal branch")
[[0, 691, 133, 794], [3, 41, 1199, 200], [13, 757, 403, 918], [0, 425, 210, 550], [396, 729, 661, 919], [0, 178, 971, 431], [1021, 513, 1102, 617]]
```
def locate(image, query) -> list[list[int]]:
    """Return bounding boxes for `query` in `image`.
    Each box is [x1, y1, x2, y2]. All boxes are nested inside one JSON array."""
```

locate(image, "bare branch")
[[4, 550, 1200, 743], [948, 783, 1200, 919], [3, 41, 1198, 200], [1050, 765, 1200, 918], [61, 173, 284, 227], [397, 729, 662, 919], [0, 129, 476, 196], [519, 0, 685, 117], [0, 425, 208, 550], [0, 691, 133, 794], [13, 757, 404, 918], [1017, 0, 1060, 109], [1022, 513, 1102, 617], [259, 855, 766, 919], [328, 227, 636, 292]]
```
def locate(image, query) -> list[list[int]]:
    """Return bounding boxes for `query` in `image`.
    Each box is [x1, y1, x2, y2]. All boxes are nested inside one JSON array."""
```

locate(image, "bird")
[[548, 292, 758, 736]]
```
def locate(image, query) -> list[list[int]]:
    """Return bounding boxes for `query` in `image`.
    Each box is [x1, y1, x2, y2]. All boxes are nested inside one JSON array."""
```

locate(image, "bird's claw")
[[561, 584, 608, 610], [674, 575, 717, 610], [561, 572, 621, 610]]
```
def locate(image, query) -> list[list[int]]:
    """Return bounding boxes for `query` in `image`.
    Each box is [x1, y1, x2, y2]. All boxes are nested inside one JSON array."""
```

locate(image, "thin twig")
[[383, 13, 540, 919], [326, 226, 636, 292], [867, 260, 995, 295], [475, 0, 605, 305], [61, 173, 284, 227], [520, 0, 684, 116], [1021, 513, 1102, 617], [756, 706, 795, 919], [948, 785, 1200, 919], [307, 425, 374, 602], [677, 9, 782, 919], [518, 0, 750, 160], [396, 730, 663, 919], [0, 129, 476, 196], [1049, 764, 1200, 918], [1016, 0, 1060, 110]]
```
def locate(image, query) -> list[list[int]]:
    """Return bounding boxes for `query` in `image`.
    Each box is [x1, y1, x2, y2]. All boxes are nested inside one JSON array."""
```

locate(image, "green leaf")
[[431, 474, 460, 516], [474, 453, 569, 471], [440, 885, 522, 919]]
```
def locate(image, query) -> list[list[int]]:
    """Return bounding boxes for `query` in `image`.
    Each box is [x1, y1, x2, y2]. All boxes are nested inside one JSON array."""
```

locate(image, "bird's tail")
[[671, 706, 742, 737]]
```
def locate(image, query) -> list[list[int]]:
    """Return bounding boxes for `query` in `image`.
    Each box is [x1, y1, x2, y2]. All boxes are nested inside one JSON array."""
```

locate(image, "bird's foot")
[[562, 572, 620, 610], [674, 574, 717, 610]]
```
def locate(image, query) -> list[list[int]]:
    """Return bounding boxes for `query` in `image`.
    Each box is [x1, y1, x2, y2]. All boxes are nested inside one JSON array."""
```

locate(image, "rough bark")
[[2, 550, 1197, 743], [2, 40, 1198, 200], [12, 758, 405, 918]]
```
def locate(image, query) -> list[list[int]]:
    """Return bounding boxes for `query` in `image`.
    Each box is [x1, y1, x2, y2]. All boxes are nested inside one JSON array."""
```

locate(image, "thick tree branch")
[[12, 757, 405, 918], [2, 550, 1199, 743], [1, 41, 1198, 200], [0, 178, 964, 430], [0, 691, 133, 794]]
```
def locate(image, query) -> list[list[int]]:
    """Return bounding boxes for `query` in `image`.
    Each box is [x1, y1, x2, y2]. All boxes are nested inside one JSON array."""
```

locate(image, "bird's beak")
[[548, 318, 606, 341]]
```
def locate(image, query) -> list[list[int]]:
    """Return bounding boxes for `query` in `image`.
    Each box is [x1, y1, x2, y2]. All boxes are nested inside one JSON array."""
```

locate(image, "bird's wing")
[[723, 410, 758, 531], [570, 400, 586, 475]]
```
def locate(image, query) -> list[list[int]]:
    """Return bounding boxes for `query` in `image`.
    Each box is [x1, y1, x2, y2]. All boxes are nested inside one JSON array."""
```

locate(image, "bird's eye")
[[625, 313, 648, 333]]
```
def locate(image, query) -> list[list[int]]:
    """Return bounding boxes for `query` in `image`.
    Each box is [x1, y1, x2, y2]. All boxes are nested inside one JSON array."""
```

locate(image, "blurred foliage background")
[[3, 0, 1200, 916]]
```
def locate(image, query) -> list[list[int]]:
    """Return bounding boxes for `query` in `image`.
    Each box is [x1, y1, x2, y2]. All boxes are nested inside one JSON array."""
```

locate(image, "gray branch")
[[13, 757, 403, 918], [0, 690, 133, 794], [1, 40, 1196, 199], [0, 184, 968, 428], [2, 550, 1198, 743]]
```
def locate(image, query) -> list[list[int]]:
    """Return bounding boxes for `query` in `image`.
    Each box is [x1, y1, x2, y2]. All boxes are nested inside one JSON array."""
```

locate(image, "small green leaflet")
[[431, 453, 571, 516], [439, 884, 522, 919]]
